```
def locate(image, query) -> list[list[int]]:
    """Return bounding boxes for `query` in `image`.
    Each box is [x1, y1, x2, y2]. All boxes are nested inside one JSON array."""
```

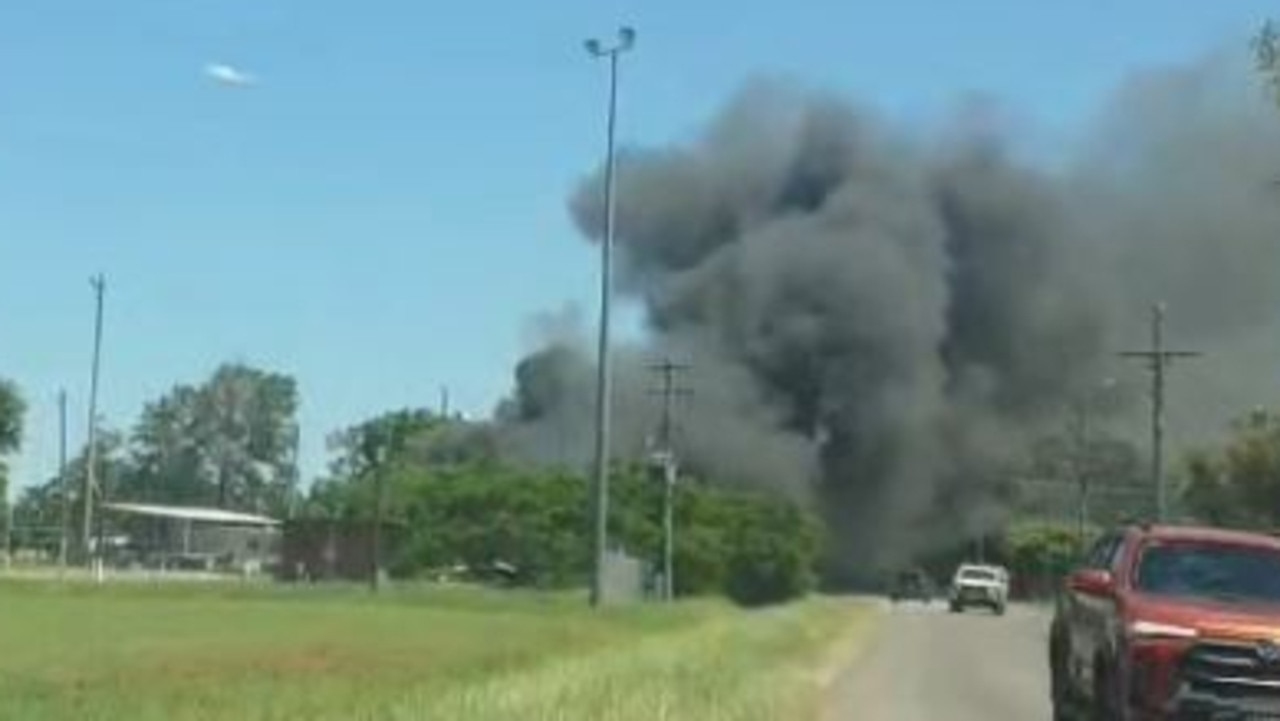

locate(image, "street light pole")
[[82, 274, 105, 575], [584, 26, 636, 608]]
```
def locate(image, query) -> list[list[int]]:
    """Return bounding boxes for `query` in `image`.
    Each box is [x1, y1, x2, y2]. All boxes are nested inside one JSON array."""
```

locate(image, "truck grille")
[[1182, 641, 1280, 702]]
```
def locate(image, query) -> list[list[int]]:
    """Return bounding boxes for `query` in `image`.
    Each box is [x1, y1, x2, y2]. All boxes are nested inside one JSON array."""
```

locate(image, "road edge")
[[813, 597, 886, 720]]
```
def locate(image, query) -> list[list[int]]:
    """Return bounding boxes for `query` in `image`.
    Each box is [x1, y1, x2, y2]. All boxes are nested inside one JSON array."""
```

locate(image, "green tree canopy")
[[13, 427, 129, 552], [0, 379, 22, 455], [1182, 409, 1280, 529], [121, 363, 300, 514], [0, 379, 25, 512], [326, 408, 441, 482], [1255, 20, 1280, 108], [302, 449, 826, 604]]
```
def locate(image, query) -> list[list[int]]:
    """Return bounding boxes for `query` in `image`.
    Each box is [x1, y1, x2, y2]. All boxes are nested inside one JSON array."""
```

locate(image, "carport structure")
[[101, 502, 281, 574]]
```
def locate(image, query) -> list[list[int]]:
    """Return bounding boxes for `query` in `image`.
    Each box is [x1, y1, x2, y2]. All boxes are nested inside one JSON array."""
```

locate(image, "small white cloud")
[[204, 63, 257, 88]]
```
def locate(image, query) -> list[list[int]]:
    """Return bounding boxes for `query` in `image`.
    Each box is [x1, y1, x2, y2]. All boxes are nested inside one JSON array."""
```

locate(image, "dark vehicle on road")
[[889, 568, 933, 604], [1050, 523, 1280, 720]]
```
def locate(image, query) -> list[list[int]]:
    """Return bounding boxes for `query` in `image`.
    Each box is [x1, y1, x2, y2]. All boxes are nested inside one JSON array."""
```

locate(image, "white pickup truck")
[[948, 563, 1009, 615]]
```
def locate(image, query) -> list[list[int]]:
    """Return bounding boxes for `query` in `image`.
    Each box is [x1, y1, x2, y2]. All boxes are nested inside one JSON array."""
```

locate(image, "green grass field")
[[0, 580, 871, 721]]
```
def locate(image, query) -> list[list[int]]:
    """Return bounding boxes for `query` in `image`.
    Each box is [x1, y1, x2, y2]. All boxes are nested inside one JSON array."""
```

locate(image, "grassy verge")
[[410, 597, 872, 721], [0, 580, 871, 721]]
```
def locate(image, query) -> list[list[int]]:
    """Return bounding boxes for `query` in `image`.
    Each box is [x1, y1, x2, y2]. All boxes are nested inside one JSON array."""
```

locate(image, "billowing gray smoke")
[[497, 53, 1280, 575]]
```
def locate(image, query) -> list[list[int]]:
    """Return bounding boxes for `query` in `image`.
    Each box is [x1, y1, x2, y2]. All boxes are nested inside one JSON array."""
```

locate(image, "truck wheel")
[[949, 601, 962, 613], [1051, 643, 1075, 721], [1092, 661, 1124, 721], [994, 602, 1007, 616]]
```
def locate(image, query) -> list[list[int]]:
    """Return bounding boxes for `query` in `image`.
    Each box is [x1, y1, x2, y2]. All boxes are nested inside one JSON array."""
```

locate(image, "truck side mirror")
[[1068, 568, 1114, 597]]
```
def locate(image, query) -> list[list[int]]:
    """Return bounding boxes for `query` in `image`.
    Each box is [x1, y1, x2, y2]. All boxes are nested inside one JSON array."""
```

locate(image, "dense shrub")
[[721, 499, 824, 606], [308, 462, 825, 605], [997, 521, 1088, 599]]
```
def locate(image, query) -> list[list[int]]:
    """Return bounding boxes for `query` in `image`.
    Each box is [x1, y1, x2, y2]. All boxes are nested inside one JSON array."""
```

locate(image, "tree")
[[1021, 430, 1150, 524], [199, 364, 298, 512], [13, 428, 129, 553], [128, 386, 206, 505], [305, 400, 827, 604], [997, 521, 1087, 599], [326, 408, 441, 482], [1182, 409, 1280, 529], [1255, 20, 1280, 109], [720, 494, 824, 606], [310, 409, 503, 522], [304, 449, 826, 603], [0, 379, 22, 455], [0, 378, 25, 508], [124, 363, 300, 515]]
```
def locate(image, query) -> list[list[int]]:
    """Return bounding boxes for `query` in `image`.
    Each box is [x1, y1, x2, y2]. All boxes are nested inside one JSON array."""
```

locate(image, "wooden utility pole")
[[370, 447, 387, 593], [651, 359, 692, 449], [649, 358, 691, 602], [57, 389, 69, 570], [1119, 303, 1201, 523], [3, 502, 11, 570], [285, 423, 301, 521]]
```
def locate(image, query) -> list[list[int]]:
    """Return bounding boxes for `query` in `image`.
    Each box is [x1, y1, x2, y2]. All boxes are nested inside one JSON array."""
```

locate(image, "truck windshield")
[[960, 569, 998, 582], [1135, 542, 1280, 603]]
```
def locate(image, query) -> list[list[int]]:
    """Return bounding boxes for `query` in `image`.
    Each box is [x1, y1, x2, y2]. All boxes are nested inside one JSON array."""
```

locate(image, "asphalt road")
[[827, 600, 1052, 721]]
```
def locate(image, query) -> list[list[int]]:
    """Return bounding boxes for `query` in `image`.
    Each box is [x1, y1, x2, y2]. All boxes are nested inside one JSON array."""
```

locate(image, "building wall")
[[278, 519, 402, 582]]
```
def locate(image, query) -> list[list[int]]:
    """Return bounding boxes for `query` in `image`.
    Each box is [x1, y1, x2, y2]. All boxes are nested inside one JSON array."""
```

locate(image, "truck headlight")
[[1128, 620, 1198, 640]]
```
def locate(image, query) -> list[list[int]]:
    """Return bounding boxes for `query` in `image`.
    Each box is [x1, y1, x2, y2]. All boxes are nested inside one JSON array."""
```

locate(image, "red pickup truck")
[[1050, 523, 1280, 720]]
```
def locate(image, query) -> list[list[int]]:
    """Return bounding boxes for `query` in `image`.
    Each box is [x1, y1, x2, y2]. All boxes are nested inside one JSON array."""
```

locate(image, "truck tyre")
[[1049, 645, 1070, 717], [1092, 660, 1125, 721]]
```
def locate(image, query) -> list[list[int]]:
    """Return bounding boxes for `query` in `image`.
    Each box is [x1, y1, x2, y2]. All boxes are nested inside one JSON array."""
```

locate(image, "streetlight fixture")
[[584, 26, 636, 608]]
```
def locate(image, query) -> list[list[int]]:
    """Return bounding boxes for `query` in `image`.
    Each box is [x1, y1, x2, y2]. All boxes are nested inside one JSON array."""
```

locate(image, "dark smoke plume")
[[497, 53, 1280, 575]]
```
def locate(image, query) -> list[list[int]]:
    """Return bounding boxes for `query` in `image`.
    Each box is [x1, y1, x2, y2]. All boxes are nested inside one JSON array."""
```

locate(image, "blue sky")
[[0, 0, 1274, 490]]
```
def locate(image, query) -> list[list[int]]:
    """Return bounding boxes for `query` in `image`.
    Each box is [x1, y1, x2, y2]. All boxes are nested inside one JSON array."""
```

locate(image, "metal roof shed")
[[101, 502, 281, 573]]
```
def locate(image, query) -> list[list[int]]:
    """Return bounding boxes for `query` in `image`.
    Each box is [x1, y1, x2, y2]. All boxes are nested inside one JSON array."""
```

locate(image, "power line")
[[648, 357, 691, 602], [650, 358, 693, 451], [1119, 302, 1202, 524]]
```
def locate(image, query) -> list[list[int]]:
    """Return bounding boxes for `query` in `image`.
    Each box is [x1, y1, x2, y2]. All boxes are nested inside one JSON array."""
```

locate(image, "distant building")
[[277, 519, 407, 583], [101, 502, 281, 575]]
